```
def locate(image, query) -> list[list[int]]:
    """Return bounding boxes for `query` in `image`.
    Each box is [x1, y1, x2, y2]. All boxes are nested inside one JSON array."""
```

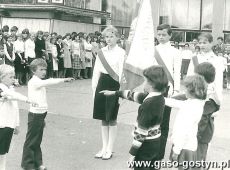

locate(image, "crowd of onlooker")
[[0, 24, 127, 86]]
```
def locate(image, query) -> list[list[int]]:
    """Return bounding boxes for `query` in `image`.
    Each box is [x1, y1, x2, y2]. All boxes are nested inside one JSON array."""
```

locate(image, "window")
[[159, 0, 200, 29], [224, 0, 230, 30], [201, 0, 213, 30]]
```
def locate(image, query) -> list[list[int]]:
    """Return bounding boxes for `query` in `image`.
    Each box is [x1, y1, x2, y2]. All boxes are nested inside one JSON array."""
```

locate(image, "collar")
[[158, 41, 171, 48], [32, 75, 42, 80], [144, 91, 162, 101], [103, 44, 118, 52]]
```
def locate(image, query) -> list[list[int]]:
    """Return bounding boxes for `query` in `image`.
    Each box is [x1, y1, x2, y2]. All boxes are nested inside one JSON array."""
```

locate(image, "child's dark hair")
[[143, 65, 168, 92], [30, 59, 47, 73], [194, 62, 215, 84], [157, 24, 172, 35], [183, 75, 207, 100]]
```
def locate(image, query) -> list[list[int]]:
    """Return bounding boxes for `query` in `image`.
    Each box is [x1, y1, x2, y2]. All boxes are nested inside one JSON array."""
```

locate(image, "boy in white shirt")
[[21, 59, 73, 170]]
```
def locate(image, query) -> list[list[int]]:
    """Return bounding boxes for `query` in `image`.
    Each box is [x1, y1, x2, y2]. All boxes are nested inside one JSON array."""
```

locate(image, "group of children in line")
[[0, 25, 110, 86], [0, 33, 222, 170]]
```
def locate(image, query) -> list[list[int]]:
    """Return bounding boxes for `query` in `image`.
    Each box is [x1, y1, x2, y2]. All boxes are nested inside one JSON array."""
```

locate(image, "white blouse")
[[92, 45, 125, 91], [165, 98, 205, 154], [0, 83, 28, 128]]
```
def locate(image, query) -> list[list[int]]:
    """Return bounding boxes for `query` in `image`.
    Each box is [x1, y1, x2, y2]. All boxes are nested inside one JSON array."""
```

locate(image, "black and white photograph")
[[0, 0, 230, 170]]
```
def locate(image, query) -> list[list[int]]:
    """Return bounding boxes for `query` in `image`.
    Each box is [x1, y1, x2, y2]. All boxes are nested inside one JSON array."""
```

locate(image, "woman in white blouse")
[[92, 26, 125, 160]]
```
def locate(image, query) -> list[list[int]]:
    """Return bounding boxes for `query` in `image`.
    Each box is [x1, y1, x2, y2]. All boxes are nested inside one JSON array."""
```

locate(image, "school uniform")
[[4, 42, 15, 66], [14, 40, 24, 69], [165, 98, 205, 170], [35, 38, 45, 58], [155, 42, 181, 160], [92, 45, 125, 121], [115, 90, 164, 170], [56, 42, 64, 70], [0, 83, 28, 155], [21, 76, 65, 169]]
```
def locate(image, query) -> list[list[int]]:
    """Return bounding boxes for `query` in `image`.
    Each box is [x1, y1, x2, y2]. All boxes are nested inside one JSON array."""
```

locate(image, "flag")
[[121, 0, 156, 90]]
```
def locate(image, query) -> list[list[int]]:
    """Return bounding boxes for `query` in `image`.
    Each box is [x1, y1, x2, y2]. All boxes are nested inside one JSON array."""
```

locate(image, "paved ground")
[[5, 79, 230, 170]]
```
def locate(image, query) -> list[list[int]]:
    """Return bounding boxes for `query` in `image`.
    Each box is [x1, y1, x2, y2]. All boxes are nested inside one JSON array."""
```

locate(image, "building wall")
[[1, 17, 51, 33], [52, 19, 100, 35]]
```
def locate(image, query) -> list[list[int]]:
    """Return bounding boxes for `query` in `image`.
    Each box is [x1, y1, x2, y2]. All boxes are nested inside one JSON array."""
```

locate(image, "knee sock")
[[0, 154, 6, 170]]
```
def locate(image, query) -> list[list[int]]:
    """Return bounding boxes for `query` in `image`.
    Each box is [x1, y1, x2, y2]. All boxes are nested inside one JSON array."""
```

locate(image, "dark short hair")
[[183, 75, 207, 100], [22, 28, 29, 34], [194, 62, 215, 84], [30, 58, 47, 73], [184, 43, 189, 47], [143, 65, 168, 92], [10, 26, 18, 32], [157, 24, 172, 35], [217, 37, 223, 41], [57, 35, 62, 40], [2, 25, 9, 32], [198, 33, 213, 43]]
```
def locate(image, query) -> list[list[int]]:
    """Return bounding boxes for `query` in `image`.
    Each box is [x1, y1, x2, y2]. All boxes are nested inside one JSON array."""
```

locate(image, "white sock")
[[101, 126, 109, 152], [0, 154, 6, 170], [106, 125, 117, 153]]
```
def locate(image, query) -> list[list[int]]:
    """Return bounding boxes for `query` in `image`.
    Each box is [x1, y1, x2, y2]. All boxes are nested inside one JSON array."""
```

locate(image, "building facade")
[[0, 0, 229, 42], [0, 0, 110, 35]]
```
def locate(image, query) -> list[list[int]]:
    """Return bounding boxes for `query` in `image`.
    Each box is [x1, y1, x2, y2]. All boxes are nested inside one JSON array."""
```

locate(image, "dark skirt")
[[0, 127, 14, 154], [14, 53, 25, 73], [93, 73, 120, 121]]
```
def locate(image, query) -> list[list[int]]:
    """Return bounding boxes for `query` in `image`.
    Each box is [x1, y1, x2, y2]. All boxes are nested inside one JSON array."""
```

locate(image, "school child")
[[55, 35, 64, 78], [4, 35, 15, 67], [84, 36, 93, 78], [50, 38, 58, 78], [0, 64, 36, 170], [21, 59, 73, 170], [101, 65, 168, 170], [166, 75, 207, 170], [70, 34, 82, 79], [194, 62, 219, 162]]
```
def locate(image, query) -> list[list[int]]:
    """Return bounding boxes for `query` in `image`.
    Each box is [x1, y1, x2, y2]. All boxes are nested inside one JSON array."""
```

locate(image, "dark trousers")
[[157, 106, 171, 160], [21, 112, 47, 169]]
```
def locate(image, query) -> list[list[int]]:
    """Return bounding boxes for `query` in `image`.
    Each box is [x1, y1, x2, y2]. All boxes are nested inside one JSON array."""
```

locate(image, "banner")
[[121, 0, 156, 90]]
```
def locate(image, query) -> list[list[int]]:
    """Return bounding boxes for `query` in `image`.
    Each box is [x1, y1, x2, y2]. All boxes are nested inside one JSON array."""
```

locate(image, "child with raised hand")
[[0, 64, 36, 170], [165, 75, 207, 170], [101, 65, 168, 170], [21, 58, 74, 170]]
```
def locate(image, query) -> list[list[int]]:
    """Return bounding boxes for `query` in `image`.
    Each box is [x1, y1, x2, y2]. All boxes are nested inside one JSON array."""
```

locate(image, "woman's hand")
[[99, 90, 116, 96]]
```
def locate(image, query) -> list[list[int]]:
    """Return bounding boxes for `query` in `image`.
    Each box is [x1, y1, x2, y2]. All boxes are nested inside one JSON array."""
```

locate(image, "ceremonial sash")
[[192, 55, 199, 67], [97, 50, 119, 82], [155, 48, 174, 87]]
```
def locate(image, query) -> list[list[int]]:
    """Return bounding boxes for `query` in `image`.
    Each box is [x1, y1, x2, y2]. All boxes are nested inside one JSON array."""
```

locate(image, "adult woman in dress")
[[63, 33, 72, 78], [92, 25, 125, 160]]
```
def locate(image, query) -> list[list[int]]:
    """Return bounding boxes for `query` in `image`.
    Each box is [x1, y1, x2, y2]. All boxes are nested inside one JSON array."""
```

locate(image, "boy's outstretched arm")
[[100, 90, 147, 104], [34, 78, 74, 88]]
